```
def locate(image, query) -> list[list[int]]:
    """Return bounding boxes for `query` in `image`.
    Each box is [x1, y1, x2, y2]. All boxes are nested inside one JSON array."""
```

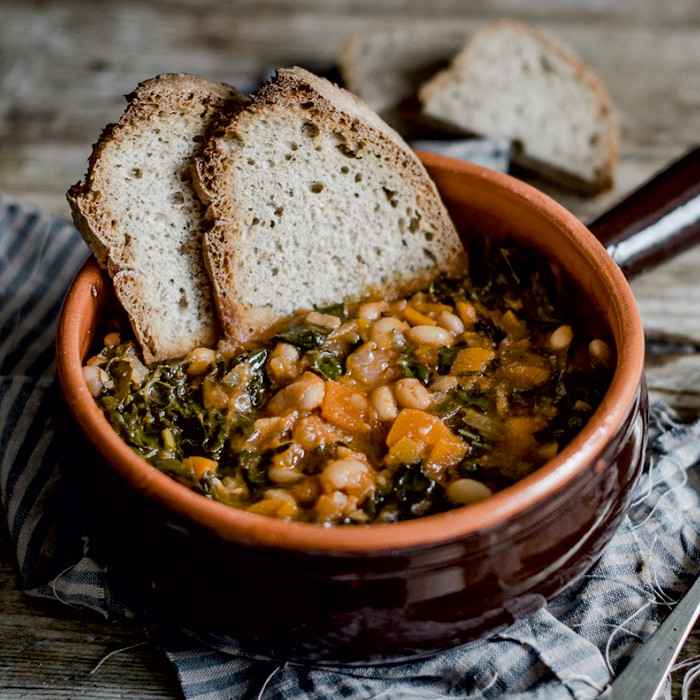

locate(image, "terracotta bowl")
[[56, 151, 647, 664]]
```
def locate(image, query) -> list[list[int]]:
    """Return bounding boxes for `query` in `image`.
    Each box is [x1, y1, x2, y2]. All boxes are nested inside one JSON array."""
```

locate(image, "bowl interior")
[[56, 152, 645, 553]]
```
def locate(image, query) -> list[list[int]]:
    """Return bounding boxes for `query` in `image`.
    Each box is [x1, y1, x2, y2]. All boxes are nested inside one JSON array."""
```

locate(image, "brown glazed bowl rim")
[[56, 151, 645, 554]]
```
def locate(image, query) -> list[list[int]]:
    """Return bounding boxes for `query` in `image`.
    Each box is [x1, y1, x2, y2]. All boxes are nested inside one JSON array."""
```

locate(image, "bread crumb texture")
[[197, 67, 465, 342]]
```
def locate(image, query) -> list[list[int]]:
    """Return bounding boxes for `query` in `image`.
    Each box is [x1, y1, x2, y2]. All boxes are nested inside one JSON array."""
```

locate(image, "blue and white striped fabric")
[[2, 189, 700, 699]]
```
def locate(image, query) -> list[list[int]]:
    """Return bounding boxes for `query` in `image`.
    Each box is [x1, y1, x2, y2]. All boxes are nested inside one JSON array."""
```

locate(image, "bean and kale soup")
[[84, 237, 614, 525]]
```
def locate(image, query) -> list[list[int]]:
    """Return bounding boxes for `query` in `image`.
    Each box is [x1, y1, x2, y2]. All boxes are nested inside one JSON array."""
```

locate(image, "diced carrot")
[[404, 307, 436, 326], [504, 364, 549, 387], [450, 347, 496, 374], [183, 456, 218, 480], [456, 301, 477, 328], [321, 381, 376, 436], [425, 435, 469, 477], [499, 310, 522, 333], [386, 409, 445, 447], [247, 498, 298, 520]]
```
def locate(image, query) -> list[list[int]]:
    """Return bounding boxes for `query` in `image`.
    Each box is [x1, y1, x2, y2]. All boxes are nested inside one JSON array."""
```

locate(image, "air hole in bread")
[[336, 143, 357, 158], [299, 101, 314, 110], [310, 182, 324, 194], [247, 158, 256, 165], [302, 122, 319, 138], [130, 168, 143, 179], [284, 154, 292, 161], [178, 288, 188, 308], [290, 143, 299, 151], [272, 267, 279, 276], [341, 166, 349, 174], [274, 206, 284, 217], [270, 220, 275, 228], [424, 231, 434, 241], [423, 248, 437, 262], [354, 173, 362, 183], [171, 192, 185, 206]]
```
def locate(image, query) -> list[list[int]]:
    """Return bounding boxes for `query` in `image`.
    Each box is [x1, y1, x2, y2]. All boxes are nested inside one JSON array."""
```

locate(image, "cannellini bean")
[[370, 385, 398, 422], [430, 375, 458, 394], [358, 301, 390, 320], [268, 466, 305, 485], [269, 372, 325, 413], [306, 310, 341, 329], [406, 325, 454, 347], [291, 372, 326, 410], [83, 365, 112, 398], [437, 311, 465, 335], [549, 324, 573, 351], [103, 332, 121, 347], [185, 347, 217, 376], [370, 316, 409, 348], [589, 339, 614, 368], [445, 478, 493, 505], [322, 458, 371, 496], [263, 488, 297, 504], [267, 342, 301, 382], [394, 378, 432, 410], [271, 342, 299, 361]]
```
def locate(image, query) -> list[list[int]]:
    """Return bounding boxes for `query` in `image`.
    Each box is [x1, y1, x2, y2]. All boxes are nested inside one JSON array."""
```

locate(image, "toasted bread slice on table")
[[419, 19, 618, 194], [194, 67, 466, 344], [68, 73, 247, 363]]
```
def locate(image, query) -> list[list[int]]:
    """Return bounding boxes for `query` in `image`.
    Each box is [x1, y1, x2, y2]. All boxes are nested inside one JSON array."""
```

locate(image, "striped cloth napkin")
[[2, 188, 700, 700]]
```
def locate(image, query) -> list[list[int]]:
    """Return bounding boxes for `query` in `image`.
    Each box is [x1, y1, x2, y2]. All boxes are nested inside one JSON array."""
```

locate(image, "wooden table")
[[1, 1, 699, 697]]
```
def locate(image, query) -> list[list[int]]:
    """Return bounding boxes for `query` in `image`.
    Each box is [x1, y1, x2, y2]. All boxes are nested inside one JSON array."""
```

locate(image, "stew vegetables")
[[83, 237, 615, 525]]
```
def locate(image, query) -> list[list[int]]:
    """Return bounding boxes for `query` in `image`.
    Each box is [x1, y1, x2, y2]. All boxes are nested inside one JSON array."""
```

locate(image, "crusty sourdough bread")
[[419, 19, 618, 194], [339, 26, 467, 135], [194, 67, 466, 344], [67, 73, 247, 363]]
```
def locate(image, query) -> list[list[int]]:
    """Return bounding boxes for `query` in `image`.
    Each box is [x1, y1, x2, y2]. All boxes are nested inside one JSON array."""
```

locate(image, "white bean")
[[394, 378, 432, 410], [370, 385, 398, 422], [268, 466, 305, 485], [370, 316, 409, 348], [549, 324, 573, 351], [437, 311, 465, 335], [83, 365, 112, 398], [446, 479, 493, 505], [322, 458, 371, 496], [306, 311, 341, 329], [589, 339, 614, 368], [185, 347, 217, 376], [358, 301, 390, 321], [406, 325, 454, 347], [269, 372, 325, 413]]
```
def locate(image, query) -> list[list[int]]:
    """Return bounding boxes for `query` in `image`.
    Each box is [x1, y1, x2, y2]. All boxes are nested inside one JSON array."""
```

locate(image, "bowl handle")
[[588, 145, 700, 278]]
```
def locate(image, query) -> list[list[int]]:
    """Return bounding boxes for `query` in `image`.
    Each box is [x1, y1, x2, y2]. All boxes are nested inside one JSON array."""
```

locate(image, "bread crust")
[[195, 67, 466, 344], [419, 18, 619, 194], [67, 73, 248, 362]]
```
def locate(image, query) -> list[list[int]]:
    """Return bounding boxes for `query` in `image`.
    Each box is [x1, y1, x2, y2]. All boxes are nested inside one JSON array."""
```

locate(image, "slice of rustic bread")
[[194, 67, 466, 344], [67, 73, 247, 363], [339, 26, 467, 135], [419, 19, 618, 194]]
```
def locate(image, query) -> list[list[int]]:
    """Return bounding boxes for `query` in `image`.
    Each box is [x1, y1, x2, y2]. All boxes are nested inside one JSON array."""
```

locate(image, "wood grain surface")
[[1, 1, 700, 697]]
